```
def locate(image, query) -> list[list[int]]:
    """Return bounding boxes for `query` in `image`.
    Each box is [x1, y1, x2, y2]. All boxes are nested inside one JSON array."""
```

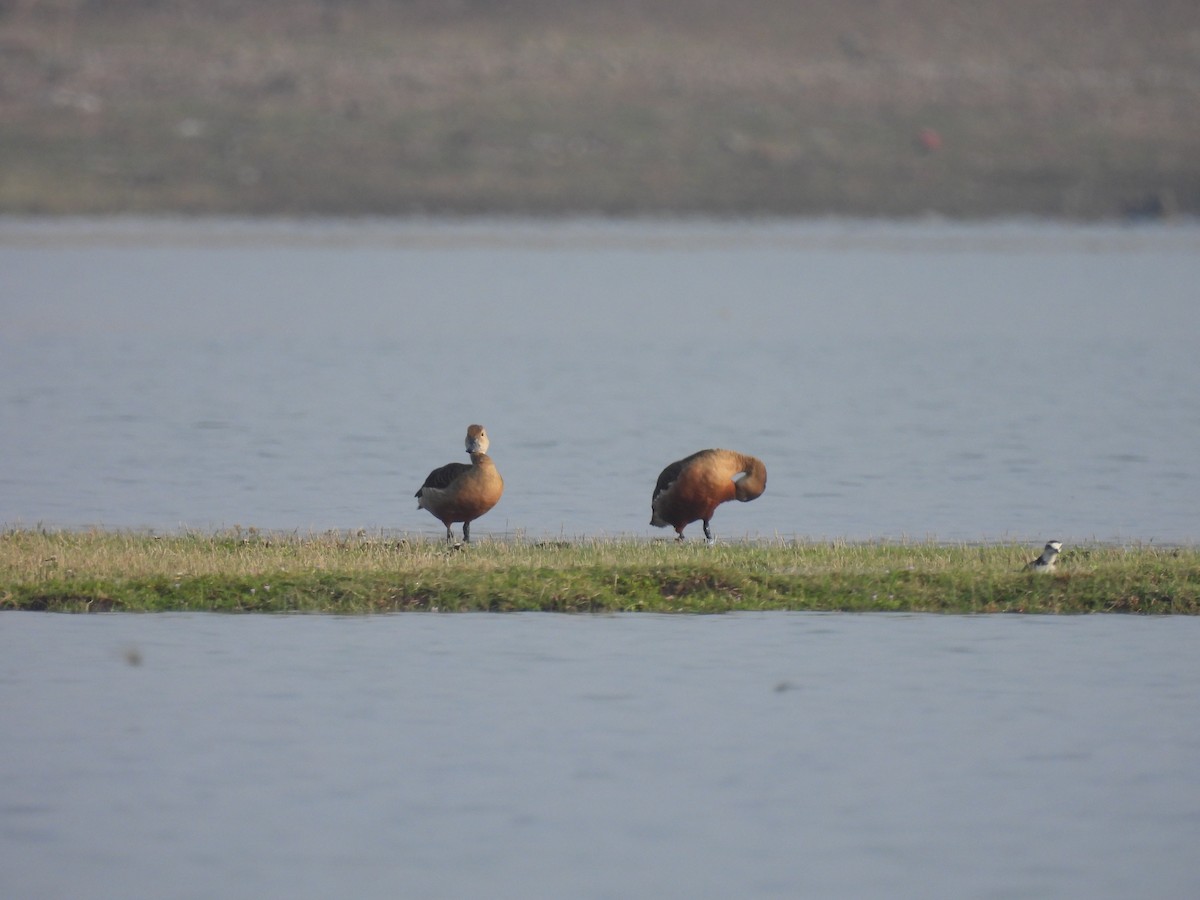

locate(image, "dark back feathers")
[[416, 461, 471, 496]]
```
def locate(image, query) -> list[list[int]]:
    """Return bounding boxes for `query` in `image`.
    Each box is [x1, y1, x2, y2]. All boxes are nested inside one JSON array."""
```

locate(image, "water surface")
[[2, 218, 1198, 541], [2, 612, 1197, 900]]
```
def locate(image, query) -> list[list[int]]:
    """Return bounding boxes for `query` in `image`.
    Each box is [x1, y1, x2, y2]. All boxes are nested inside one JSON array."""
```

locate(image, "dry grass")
[[4, 529, 1197, 614], [2, 0, 1197, 216]]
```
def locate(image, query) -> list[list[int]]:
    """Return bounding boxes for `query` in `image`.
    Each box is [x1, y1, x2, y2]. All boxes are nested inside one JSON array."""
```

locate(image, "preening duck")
[[415, 424, 504, 543], [650, 448, 766, 541]]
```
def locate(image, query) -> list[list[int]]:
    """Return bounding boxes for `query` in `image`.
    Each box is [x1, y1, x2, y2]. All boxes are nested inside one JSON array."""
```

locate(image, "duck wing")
[[416, 461, 471, 497], [652, 450, 709, 502]]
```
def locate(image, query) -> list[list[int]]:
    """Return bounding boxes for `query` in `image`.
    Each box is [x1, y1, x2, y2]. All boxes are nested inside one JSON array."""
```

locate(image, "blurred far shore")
[[2, 0, 1198, 219]]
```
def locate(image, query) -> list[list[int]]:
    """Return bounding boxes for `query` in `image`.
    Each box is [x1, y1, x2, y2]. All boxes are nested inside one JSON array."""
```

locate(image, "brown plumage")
[[415, 424, 504, 542], [650, 449, 767, 541]]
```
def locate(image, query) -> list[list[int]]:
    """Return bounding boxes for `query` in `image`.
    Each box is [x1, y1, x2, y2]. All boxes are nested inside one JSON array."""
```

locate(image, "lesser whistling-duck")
[[650, 448, 767, 541], [415, 424, 504, 542], [1025, 540, 1063, 572]]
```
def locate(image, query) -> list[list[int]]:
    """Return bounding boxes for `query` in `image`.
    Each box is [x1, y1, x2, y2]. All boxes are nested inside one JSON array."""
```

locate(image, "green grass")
[[3, 530, 1197, 614]]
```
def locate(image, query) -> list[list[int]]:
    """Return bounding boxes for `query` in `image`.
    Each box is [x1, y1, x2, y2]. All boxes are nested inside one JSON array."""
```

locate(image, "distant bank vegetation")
[[1, 0, 1197, 218]]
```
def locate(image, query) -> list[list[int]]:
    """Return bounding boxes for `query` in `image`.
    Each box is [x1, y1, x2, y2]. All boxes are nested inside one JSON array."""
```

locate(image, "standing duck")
[[650, 449, 767, 541], [416, 424, 504, 543]]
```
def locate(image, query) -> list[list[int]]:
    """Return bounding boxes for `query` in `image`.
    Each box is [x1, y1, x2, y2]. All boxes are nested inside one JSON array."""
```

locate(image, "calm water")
[[5, 221, 1198, 900], [2, 612, 1198, 900], [2, 217, 1198, 542]]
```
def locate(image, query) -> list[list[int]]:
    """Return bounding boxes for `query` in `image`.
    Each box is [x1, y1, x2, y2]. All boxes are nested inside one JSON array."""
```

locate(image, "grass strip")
[[3, 530, 1197, 615]]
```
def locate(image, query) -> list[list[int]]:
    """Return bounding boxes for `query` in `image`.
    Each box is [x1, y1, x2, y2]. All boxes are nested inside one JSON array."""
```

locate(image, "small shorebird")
[[650, 448, 767, 542], [1025, 540, 1063, 572], [415, 424, 504, 543]]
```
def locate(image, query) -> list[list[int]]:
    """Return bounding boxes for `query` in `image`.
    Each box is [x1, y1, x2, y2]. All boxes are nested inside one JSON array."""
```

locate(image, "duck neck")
[[734, 455, 766, 500]]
